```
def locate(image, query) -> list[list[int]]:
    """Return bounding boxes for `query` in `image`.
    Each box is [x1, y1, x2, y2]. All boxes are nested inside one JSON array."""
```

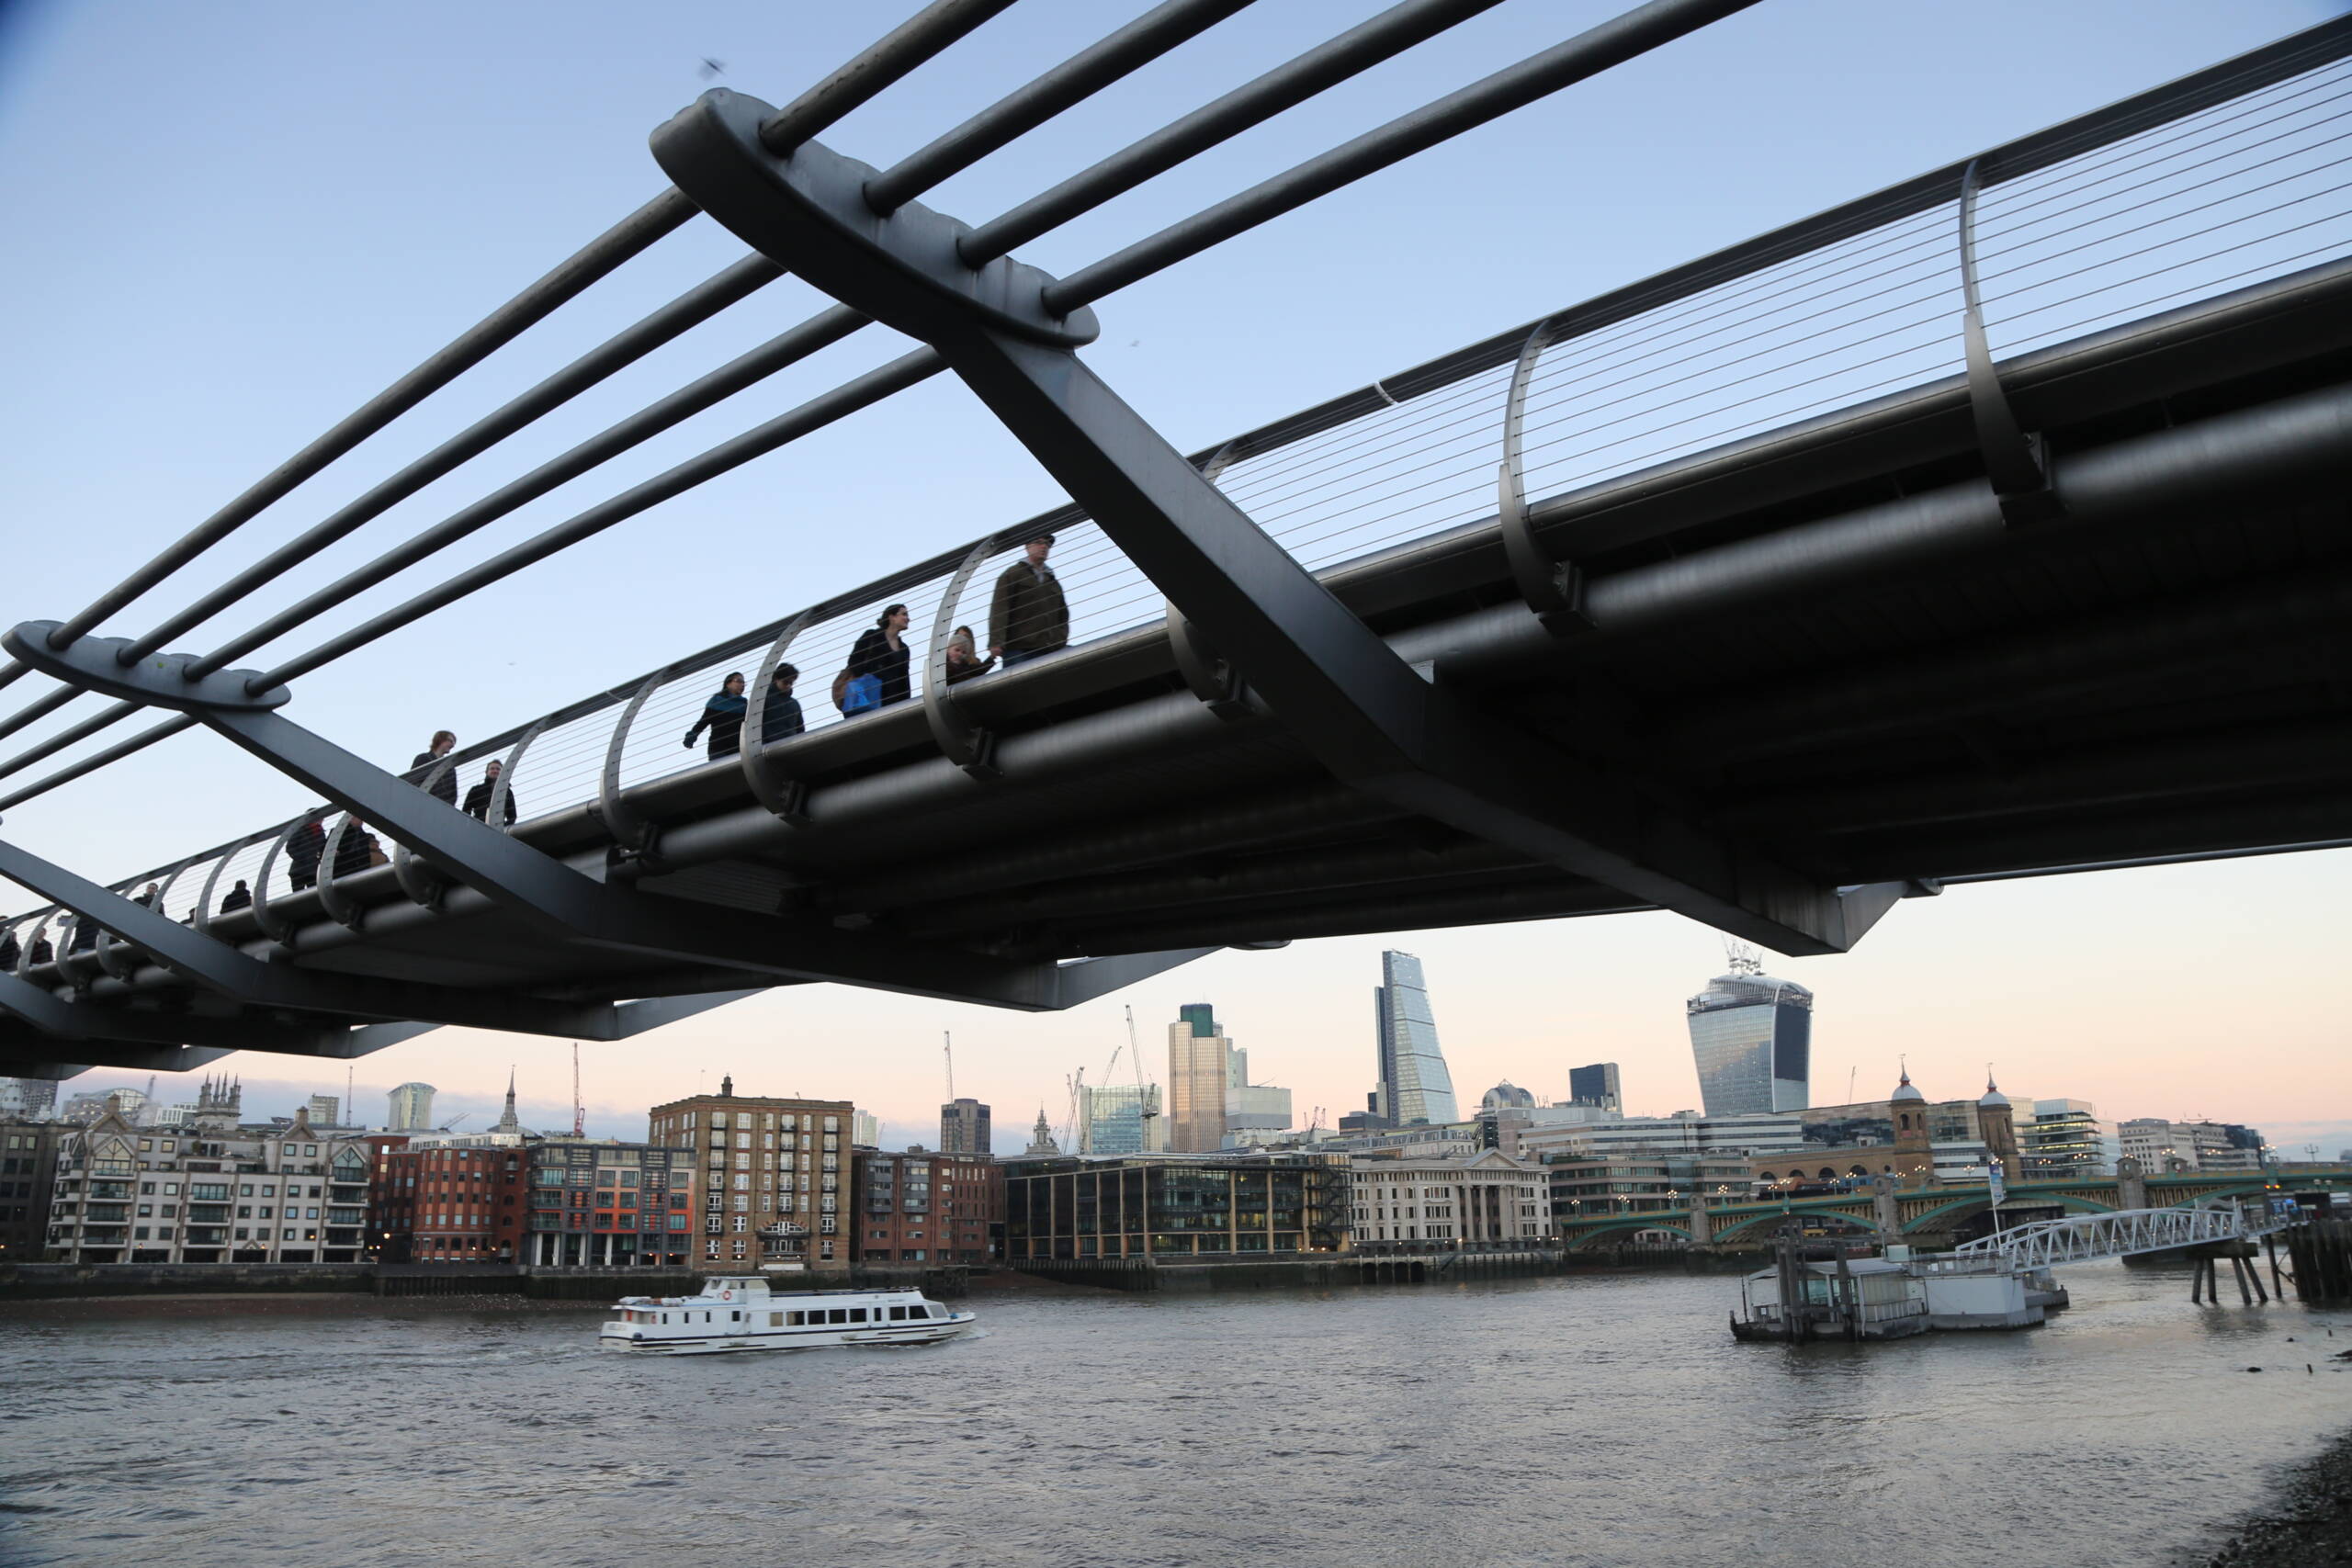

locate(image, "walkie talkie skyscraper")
[[1686, 944, 1812, 1116]]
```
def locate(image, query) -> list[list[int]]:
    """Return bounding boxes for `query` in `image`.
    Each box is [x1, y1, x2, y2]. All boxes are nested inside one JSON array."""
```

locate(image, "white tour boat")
[[597, 1274, 976, 1355]]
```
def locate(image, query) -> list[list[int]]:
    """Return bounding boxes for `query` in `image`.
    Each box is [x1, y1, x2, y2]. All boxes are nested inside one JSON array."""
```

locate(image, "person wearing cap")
[[989, 533, 1069, 670]]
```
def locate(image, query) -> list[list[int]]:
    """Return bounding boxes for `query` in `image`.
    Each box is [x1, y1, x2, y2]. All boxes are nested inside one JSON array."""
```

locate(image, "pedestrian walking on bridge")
[[989, 533, 1068, 669], [685, 672, 748, 760], [411, 730, 458, 804]]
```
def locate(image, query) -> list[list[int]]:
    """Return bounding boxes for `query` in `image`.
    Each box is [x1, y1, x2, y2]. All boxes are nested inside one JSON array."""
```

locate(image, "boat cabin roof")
[[614, 1277, 934, 1307], [1744, 1258, 1909, 1282]]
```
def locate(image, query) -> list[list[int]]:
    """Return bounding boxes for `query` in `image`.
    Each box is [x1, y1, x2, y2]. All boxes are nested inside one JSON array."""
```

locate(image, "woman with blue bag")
[[839, 604, 913, 714], [684, 671, 749, 759]]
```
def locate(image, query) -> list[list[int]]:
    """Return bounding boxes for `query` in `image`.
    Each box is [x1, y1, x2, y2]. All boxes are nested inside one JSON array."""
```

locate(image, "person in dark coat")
[[67, 916, 97, 953], [0, 929, 17, 970], [411, 730, 458, 805], [464, 760, 518, 826], [760, 664, 805, 747], [286, 818, 326, 890], [846, 604, 914, 708], [989, 533, 1069, 669], [220, 879, 253, 913], [684, 673, 748, 760], [331, 820, 377, 881], [27, 932, 51, 967]]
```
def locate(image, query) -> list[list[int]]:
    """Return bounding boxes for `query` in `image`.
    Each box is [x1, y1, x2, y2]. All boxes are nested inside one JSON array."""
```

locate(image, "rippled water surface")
[[3, 1263, 2349, 1568]]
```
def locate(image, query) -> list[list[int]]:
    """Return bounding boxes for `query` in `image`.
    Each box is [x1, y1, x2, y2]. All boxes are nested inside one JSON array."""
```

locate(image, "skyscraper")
[[939, 1098, 991, 1156], [387, 1081, 437, 1132], [1567, 1062, 1622, 1111], [1167, 1003, 1229, 1153], [1685, 948, 1811, 1116], [1372, 951, 1458, 1126]]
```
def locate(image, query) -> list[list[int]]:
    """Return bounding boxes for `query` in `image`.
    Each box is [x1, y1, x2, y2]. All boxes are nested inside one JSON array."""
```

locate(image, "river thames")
[[2, 1262, 2346, 1568]]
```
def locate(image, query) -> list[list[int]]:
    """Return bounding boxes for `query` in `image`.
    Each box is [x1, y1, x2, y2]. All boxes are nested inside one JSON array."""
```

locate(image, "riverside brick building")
[[649, 1078, 854, 1274], [372, 1141, 526, 1263], [852, 1147, 1001, 1266]]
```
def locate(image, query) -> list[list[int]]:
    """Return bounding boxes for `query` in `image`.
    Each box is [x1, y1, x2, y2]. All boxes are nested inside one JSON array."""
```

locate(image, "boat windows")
[[768, 1312, 783, 1327], [786, 1311, 805, 1325], [826, 1309, 848, 1325], [925, 1304, 946, 1319], [849, 1308, 867, 1323], [888, 1306, 908, 1321]]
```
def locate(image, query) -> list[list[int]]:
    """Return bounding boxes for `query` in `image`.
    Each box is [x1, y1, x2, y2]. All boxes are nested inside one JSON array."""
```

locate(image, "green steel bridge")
[[1550, 1168, 2352, 1251]]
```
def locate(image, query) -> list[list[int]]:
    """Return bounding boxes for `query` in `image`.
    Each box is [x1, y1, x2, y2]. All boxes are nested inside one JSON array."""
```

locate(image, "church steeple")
[[493, 1067, 521, 1134], [1021, 1107, 1062, 1157]]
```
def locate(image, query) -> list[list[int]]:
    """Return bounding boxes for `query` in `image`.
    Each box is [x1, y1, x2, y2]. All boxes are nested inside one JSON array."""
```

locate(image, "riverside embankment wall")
[[1012, 1245, 1732, 1292]]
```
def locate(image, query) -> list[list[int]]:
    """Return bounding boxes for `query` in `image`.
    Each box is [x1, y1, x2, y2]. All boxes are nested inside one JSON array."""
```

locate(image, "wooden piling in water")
[[2284, 1217, 2351, 1303]]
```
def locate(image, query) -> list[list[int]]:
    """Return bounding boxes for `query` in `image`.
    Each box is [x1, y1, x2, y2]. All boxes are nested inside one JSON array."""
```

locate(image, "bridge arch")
[[1707, 1206, 1875, 1246], [1903, 1190, 2117, 1233], [1559, 1220, 1693, 1251]]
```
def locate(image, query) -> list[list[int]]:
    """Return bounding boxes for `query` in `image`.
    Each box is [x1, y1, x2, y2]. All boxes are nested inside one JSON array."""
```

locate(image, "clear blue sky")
[[3, 0, 2346, 1152]]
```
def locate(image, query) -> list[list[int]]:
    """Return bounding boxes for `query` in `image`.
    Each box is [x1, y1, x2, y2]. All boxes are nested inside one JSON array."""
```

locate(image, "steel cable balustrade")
[[1026, 40, 2352, 628], [14, 276, 2333, 973], [5, 15, 2352, 944], [0, 0, 1528, 800], [0, 0, 1725, 825], [50, 10, 2345, 786], [14, 261, 2333, 944]]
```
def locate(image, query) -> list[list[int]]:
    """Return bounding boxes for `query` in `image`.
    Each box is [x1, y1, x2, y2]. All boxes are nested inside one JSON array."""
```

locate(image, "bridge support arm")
[[932, 330, 1905, 956]]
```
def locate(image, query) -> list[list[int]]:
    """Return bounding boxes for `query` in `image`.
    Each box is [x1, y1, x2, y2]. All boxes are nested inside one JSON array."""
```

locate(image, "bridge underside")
[[6, 253, 2351, 1077]]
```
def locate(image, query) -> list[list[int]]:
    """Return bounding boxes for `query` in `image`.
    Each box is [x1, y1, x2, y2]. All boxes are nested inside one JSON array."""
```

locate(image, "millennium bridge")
[[3, 6, 2351, 1078]]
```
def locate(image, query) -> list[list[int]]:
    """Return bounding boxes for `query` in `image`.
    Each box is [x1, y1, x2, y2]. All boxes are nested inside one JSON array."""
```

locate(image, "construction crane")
[[571, 1043, 585, 1138], [1061, 1067, 1083, 1153], [1128, 1004, 1160, 1150], [944, 1031, 955, 1102]]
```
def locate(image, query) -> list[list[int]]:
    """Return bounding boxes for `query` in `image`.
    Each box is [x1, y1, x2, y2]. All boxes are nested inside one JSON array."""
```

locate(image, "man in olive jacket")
[[989, 533, 1069, 669]]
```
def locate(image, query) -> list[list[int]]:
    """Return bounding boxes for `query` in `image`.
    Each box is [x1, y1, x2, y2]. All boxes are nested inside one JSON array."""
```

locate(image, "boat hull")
[[598, 1313, 976, 1355]]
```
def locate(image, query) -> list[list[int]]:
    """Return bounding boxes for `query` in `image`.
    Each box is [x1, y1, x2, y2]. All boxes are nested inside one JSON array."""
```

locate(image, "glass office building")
[[1001, 1151, 1351, 1258], [1685, 953, 1812, 1117], [1374, 951, 1460, 1126], [1077, 1082, 1163, 1156]]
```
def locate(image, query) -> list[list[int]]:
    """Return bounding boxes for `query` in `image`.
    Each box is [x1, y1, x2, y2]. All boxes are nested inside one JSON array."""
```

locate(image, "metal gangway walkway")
[[4, 3, 2351, 1079], [1947, 1205, 2281, 1269]]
